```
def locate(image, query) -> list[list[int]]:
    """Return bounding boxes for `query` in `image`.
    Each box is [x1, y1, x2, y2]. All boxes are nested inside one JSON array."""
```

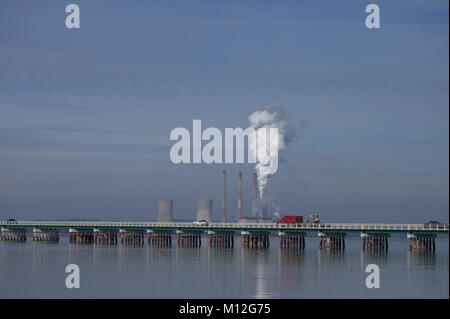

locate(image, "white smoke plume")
[[248, 104, 296, 199], [271, 200, 281, 220], [251, 198, 268, 218], [252, 198, 281, 219]]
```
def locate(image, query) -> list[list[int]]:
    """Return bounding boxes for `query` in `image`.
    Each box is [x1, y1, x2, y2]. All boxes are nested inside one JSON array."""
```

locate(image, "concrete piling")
[[69, 228, 94, 244], [209, 232, 234, 248], [319, 232, 346, 250], [119, 229, 145, 246], [361, 233, 389, 251], [93, 229, 117, 245], [279, 232, 305, 250], [147, 231, 172, 247], [0, 227, 27, 241], [408, 233, 436, 252], [241, 232, 269, 249], [32, 228, 59, 243], [177, 231, 201, 248]]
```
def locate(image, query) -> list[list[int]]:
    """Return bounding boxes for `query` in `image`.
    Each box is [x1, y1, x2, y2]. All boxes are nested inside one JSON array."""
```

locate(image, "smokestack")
[[197, 199, 213, 222], [238, 172, 242, 221], [157, 200, 174, 222], [252, 173, 257, 200], [263, 202, 268, 218], [222, 170, 226, 223]]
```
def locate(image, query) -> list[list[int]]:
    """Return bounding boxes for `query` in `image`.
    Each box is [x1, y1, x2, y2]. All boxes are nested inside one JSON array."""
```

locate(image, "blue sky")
[[0, 0, 448, 222]]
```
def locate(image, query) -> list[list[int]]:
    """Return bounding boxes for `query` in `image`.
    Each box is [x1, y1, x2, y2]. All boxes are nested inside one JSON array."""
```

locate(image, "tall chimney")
[[222, 170, 226, 223], [252, 173, 257, 200], [238, 172, 242, 221]]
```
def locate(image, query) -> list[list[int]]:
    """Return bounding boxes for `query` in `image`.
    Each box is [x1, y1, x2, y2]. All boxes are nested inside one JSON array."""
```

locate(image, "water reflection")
[[360, 249, 390, 270], [277, 248, 305, 294], [406, 250, 436, 270], [245, 249, 272, 299], [318, 248, 346, 264], [278, 248, 305, 266], [206, 246, 235, 298], [0, 237, 448, 298]]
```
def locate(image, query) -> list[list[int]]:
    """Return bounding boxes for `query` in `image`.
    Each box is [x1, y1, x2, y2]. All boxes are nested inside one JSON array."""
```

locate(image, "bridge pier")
[[176, 230, 201, 248], [208, 231, 234, 248], [1, 227, 27, 242], [408, 233, 435, 252], [32, 228, 59, 242], [318, 232, 345, 250], [69, 228, 94, 244], [93, 229, 117, 245], [119, 229, 145, 246], [241, 231, 269, 249], [361, 233, 389, 251], [279, 232, 305, 249], [147, 230, 172, 247]]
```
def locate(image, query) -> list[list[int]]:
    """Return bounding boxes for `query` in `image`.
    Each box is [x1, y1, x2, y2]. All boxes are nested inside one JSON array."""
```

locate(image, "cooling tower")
[[157, 200, 174, 222], [197, 199, 213, 222]]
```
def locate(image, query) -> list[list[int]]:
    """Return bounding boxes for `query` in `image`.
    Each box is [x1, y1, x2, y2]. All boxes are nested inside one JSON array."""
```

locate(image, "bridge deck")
[[1, 221, 448, 234]]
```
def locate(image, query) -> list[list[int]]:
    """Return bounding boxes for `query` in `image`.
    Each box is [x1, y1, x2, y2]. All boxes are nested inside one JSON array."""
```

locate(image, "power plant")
[[155, 171, 268, 223], [1, 170, 446, 252]]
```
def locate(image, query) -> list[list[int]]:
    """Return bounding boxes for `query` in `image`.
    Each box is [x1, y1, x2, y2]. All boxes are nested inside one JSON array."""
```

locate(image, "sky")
[[0, 0, 448, 223]]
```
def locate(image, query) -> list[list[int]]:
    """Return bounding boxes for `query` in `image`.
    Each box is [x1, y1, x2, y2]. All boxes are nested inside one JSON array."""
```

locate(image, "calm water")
[[0, 235, 448, 298]]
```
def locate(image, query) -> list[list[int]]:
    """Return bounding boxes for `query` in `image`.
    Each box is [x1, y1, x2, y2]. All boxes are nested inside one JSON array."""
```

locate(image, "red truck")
[[277, 215, 303, 224]]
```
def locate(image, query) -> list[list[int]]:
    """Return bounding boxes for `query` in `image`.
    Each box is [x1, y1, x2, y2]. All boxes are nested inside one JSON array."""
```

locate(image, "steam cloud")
[[248, 104, 296, 199]]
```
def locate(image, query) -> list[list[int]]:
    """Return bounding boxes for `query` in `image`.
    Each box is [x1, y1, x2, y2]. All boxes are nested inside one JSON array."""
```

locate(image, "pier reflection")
[[278, 247, 306, 266], [209, 247, 234, 298], [248, 249, 272, 299], [406, 250, 436, 269], [277, 248, 306, 294], [0, 237, 448, 298], [360, 248, 390, 270], [238, 247, 273, 299]]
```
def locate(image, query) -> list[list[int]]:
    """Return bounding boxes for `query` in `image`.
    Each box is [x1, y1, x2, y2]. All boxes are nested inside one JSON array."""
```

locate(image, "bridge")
[[0, 220, 448, 233], [1, 220, 448, 251]]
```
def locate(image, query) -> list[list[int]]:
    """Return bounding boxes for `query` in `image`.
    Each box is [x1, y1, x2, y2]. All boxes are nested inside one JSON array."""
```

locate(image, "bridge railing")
[[0, 220, 448, 232]]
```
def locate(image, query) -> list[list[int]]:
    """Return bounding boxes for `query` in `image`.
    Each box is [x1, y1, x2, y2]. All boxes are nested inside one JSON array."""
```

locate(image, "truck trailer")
[[276, 216, 303, 224]]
